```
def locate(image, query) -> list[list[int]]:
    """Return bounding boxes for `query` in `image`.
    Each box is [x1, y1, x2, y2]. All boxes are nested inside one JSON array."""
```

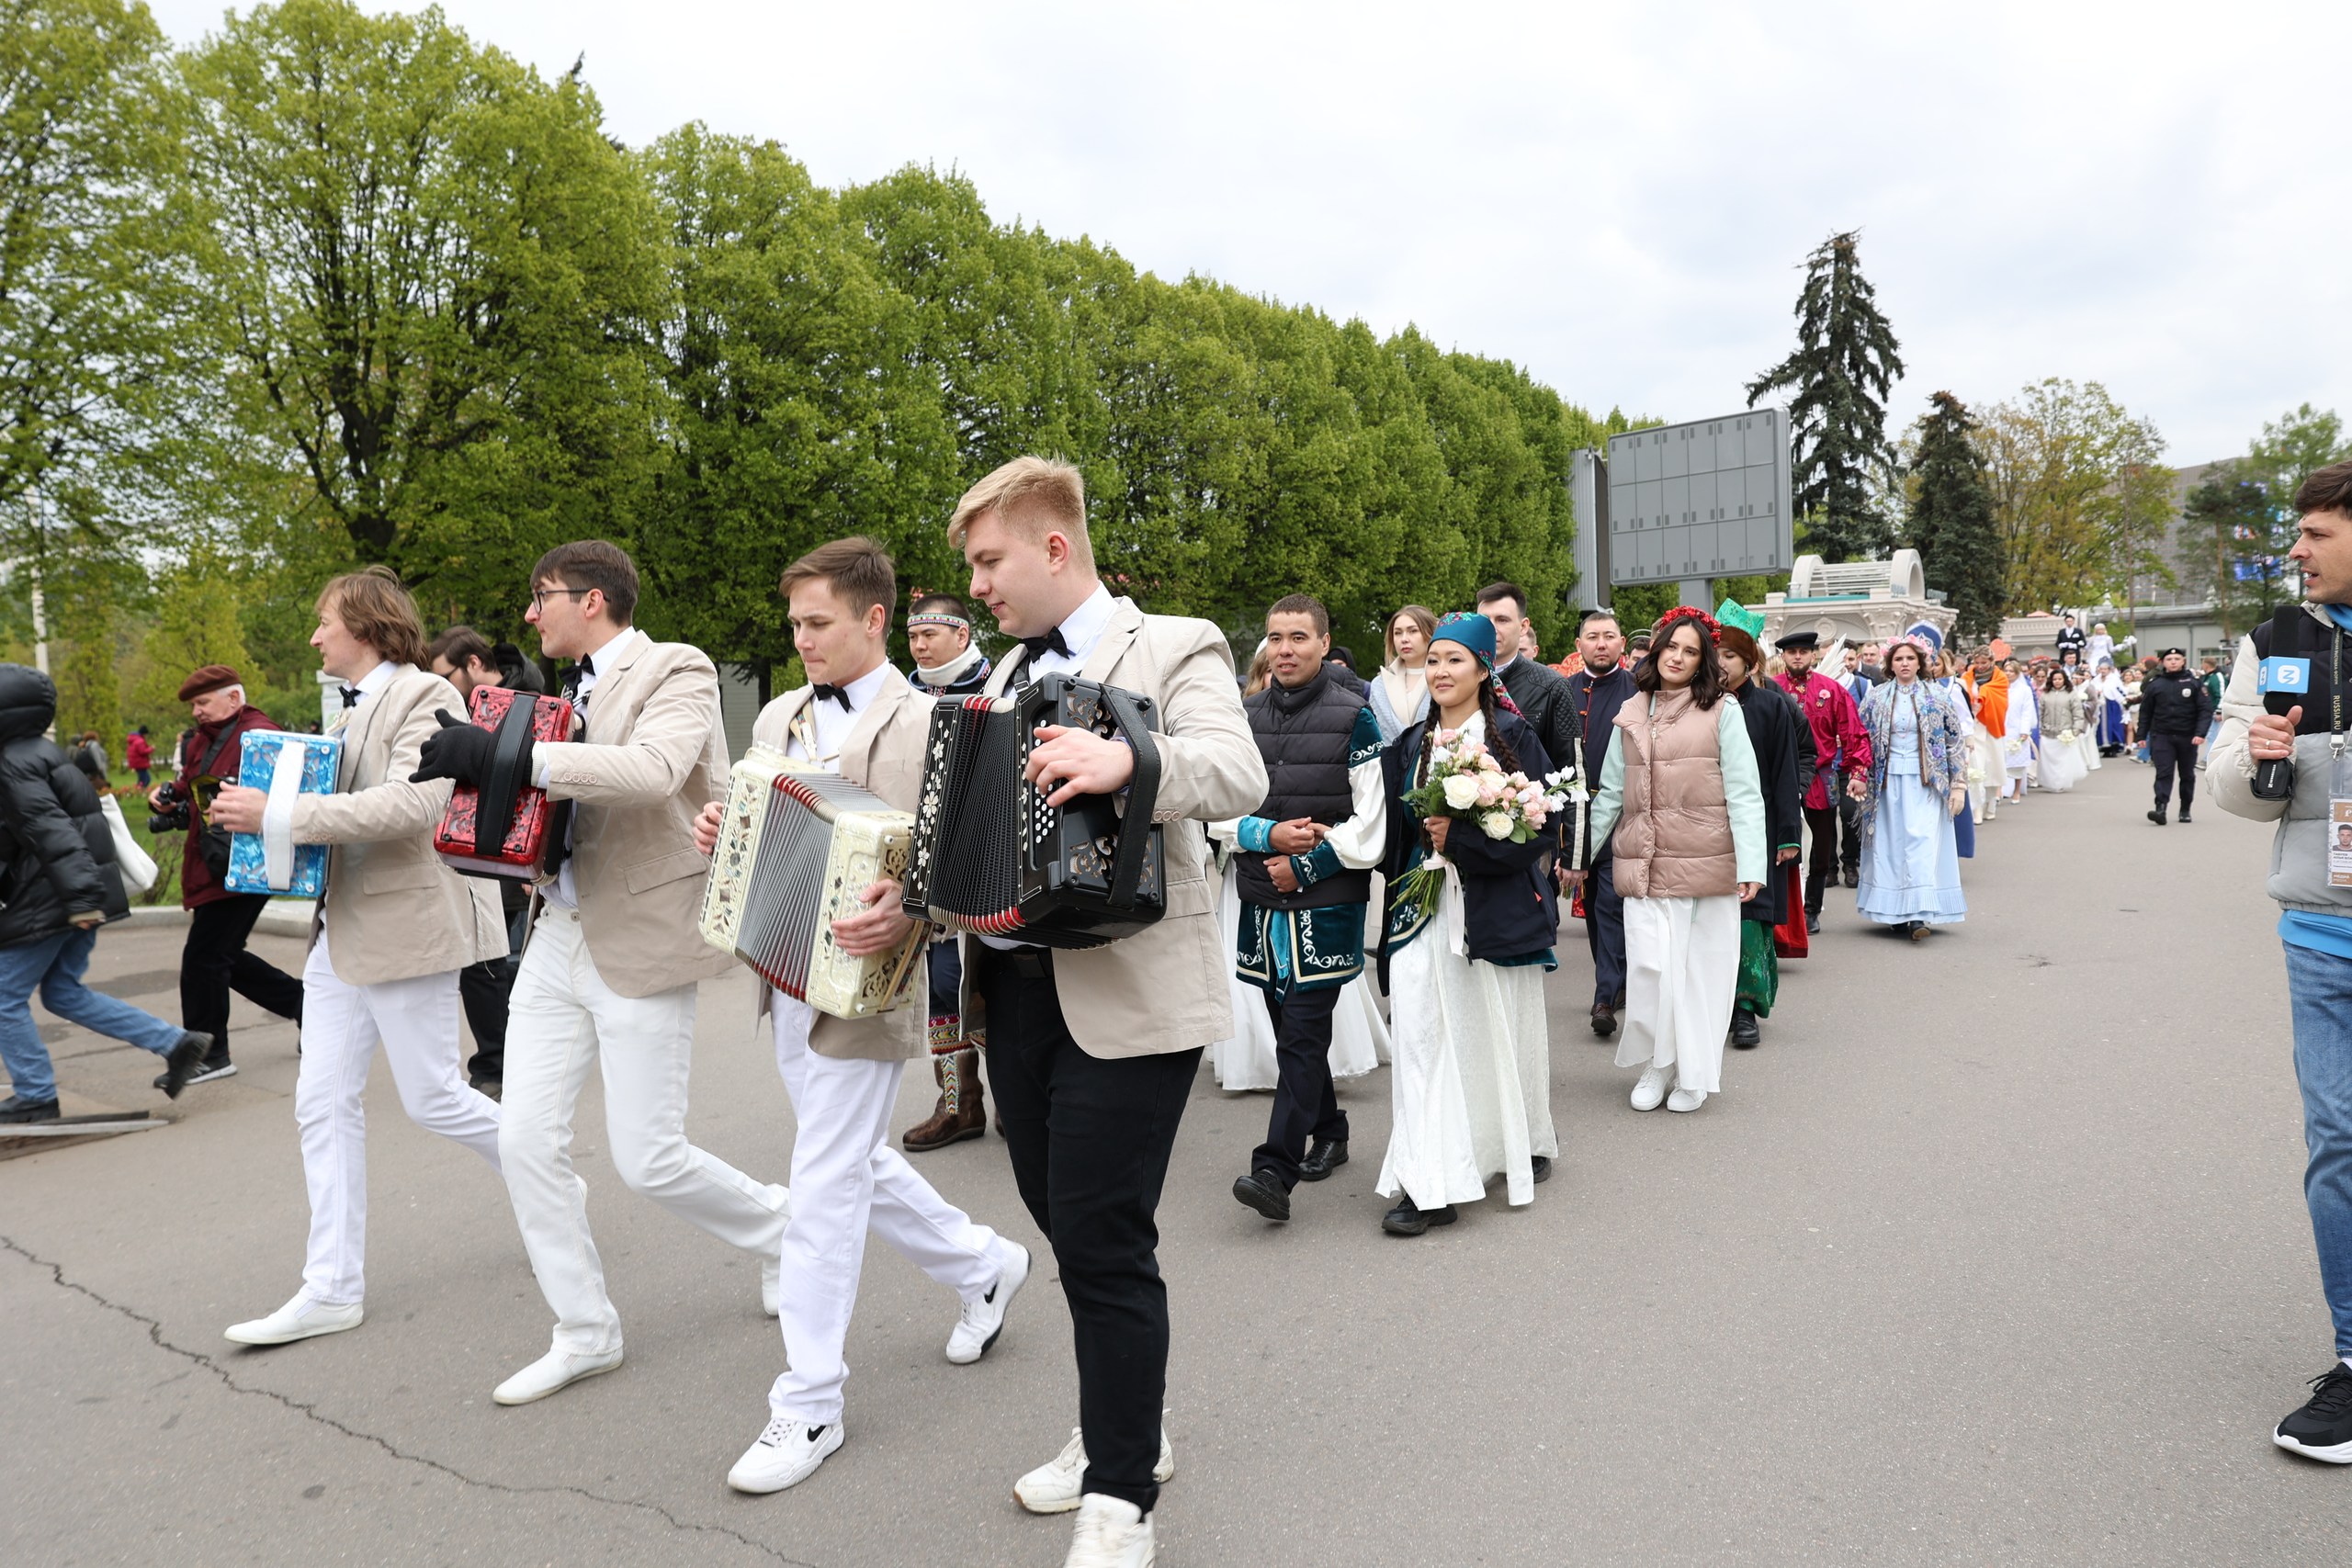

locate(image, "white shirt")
[[334, 660, 398, 727], [785, 659, 893, 770], [544, 625, 644, 909]]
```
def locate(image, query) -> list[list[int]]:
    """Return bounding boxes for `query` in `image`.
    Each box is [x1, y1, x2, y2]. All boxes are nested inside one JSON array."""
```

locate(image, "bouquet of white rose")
[[1394, 729, 1575, 909]]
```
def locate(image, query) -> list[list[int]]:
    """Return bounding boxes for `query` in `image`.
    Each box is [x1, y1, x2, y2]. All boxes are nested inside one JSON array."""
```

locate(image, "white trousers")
[[768, 1000, 1007, 1424], [297, 931, 502, 1305], [1614, 894, 1741, 1097], [500, 909, 790, 1354]]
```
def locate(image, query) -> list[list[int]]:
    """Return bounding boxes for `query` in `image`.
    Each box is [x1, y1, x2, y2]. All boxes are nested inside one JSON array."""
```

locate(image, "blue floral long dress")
[[1857, 682, 1968, 927]]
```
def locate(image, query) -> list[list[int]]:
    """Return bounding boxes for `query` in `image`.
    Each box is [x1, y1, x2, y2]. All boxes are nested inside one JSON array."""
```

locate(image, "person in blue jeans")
[[2212, 456, 2352, 1463], [0, 663, 210, 1122]]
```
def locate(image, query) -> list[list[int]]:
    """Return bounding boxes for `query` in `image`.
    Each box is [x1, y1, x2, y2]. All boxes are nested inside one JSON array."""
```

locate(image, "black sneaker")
[[1381, 1197, 1457, 1236], [1297, 1136, 1348, 1181], [160, 1032, 214, 1100], [2275, 1365, 2352, 1462], [1230, 1168, 1290, 1223], [153, 1056, 235, 1092], [0, 1095, 61, 1123]]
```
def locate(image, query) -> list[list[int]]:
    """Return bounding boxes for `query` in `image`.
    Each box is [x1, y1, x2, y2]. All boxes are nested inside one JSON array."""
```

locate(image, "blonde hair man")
[[950, 456, 1267, 1566]]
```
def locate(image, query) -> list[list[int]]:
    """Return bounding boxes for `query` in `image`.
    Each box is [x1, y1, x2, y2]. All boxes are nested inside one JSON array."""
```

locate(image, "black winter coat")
[[1376, 708, 1559, 977], [2138, 668, 2212, 737], [0, 664, 130, 949], [1736, 681, 1804, 927]]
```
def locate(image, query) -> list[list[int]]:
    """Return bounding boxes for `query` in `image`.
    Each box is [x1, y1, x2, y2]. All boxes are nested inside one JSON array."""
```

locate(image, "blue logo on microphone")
[[2260, 657, 2312, 695]]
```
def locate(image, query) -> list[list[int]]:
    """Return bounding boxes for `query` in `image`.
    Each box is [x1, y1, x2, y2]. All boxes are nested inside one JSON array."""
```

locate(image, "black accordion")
[[901, 674, 1165, 950]]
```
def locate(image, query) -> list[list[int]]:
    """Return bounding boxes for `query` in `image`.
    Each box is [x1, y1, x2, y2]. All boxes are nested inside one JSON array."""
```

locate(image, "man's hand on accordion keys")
[[209, 784, 267, 836], [691, 798, 725, 856], [1024, 723, 1135, 807], [831, 879, 916, 957]]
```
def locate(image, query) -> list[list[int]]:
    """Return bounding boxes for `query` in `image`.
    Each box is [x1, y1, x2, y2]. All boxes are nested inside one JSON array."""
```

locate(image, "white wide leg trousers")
[[1614, 894, 1741, 1097]]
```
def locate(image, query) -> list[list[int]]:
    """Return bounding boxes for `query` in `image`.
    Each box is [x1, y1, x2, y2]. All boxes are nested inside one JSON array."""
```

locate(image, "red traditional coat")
[[1773, 671, 1871, 812]]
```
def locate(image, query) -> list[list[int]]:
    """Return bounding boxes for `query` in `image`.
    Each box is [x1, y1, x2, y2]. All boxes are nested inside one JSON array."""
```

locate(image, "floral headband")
[[1883, 634, 1935, 669], [1651, 605, 1722, 645]]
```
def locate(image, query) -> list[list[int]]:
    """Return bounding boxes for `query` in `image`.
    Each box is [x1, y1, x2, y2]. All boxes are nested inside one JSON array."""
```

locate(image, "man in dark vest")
[[1227, 594, 1388, 1225], [1566, 608, 1636, 1035]]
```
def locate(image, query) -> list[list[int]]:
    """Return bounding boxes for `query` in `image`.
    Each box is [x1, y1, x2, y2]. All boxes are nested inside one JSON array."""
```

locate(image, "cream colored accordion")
[[700, 744, 924, 1019]]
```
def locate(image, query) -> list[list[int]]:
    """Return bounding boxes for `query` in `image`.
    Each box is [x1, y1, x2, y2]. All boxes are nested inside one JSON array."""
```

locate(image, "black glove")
[[410, 708, 516, 787]]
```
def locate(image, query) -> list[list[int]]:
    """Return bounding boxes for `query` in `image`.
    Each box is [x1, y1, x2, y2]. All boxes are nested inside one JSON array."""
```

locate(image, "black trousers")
[[978, 947, 1199, 1516], [2151, 733, 2199, 812], [180, 894, 303, 1059], [1250, 979, 1345, 1187], [1583, 856, 1626, 1010], [1837, 791, 1864, 875], [1803, 802, 1841, 916], [457, 900, 530, 1083]]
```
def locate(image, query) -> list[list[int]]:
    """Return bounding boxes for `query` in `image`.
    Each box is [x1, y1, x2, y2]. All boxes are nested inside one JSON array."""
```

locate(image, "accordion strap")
[[1095, 686, 1161, 913], [471, 695, 541, 856]]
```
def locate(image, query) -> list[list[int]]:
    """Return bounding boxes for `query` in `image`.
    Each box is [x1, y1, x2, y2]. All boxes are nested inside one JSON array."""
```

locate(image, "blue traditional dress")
[[1857, 678, 1969, 928]]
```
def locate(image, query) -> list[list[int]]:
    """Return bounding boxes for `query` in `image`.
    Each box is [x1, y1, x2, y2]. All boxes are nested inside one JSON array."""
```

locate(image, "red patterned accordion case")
[[433, 686, 575, 876]]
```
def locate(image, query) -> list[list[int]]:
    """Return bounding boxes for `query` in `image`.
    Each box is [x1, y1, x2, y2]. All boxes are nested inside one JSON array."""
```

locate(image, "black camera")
[[148, 781, 193, 835]]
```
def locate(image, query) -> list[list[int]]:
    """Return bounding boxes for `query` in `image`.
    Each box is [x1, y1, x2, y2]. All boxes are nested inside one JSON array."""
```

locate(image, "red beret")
[[176, 665, 243, 702]]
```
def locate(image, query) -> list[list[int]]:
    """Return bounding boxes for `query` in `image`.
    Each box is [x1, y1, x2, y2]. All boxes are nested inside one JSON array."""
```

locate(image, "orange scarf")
[[1975, 671, 2009, 739]]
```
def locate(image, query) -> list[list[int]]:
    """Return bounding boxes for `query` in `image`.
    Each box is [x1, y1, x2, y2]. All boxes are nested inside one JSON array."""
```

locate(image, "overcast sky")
[[150, 0, 2351, 466]]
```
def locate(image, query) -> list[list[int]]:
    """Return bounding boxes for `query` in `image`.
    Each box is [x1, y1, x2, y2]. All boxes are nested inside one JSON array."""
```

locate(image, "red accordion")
[[433, 685, 575, 877]]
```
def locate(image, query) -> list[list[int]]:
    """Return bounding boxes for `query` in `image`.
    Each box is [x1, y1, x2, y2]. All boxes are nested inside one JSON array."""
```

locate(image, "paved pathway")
[[5, 758, 2346, 1565]]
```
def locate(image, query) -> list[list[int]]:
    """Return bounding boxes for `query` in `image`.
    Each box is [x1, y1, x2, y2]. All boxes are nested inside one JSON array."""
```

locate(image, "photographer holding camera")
[[2213, 457, 2352, 1464], [146, 666, 303, 1086]]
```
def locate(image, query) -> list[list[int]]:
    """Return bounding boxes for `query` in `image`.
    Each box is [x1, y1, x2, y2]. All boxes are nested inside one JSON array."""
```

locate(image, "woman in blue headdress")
[[1373, 613, 1560, 1237]]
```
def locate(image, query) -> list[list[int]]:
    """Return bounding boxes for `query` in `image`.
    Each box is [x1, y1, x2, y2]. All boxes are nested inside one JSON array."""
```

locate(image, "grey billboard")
[[1604, 408, 1792, 587]]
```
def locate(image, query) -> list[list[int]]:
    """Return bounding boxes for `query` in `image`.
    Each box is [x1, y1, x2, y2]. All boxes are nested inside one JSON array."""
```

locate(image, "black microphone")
[[2255, 655, 2311, 801]]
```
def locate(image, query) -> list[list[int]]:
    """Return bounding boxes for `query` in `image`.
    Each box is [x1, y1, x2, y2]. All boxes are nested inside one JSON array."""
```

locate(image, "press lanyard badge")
[[2330, 631, 2352, 886]]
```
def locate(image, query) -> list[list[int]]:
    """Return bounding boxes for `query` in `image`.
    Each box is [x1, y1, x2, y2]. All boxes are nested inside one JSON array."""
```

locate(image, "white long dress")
[[2004, 679, 2038, 791], [1374, 712, 1555, 1211], [1205, 860, 1386, 1090], [2034, 691, 2087, 792]]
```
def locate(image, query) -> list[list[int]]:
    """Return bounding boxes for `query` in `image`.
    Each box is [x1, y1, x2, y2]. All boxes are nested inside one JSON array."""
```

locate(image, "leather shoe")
[[1840, 867, 1860, 888], [1297, 1136, 1349, 1180], [0, 1095, 60, 1123], [1532, 1155, 1552, 1184], [2148, 807, 2166, 825], [493, 1345, 624, 1405], [1805, 913, 1821, 934], [1589, 1004, 1617, 1039], [2178, 810, 2192, 824], [1729, 1009, 1761, 1049], [1381, 1197, 1456, 1236], [1231, 1168, 1290, 1223]]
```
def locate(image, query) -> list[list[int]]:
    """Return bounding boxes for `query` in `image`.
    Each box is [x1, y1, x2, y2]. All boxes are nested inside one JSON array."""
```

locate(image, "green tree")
[[176, 0, 670, 621], [2245, 403, 2350, 518], [1747, 230, 1905, 562], [1903, 391, 2006, 637], [2185, 462, 2290, 637], [129, 544, 250, 717], [1979, 378, 2171, 611], [0, 0, 199, 546]]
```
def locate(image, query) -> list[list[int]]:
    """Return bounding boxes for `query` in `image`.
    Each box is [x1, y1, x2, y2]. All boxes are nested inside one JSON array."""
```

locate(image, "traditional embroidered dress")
[[1205, 851, 1385, 1089], [1857, 678, 1969, 927]]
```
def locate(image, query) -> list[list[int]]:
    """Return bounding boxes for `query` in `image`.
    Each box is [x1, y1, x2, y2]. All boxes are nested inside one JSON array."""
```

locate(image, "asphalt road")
[[5, 756, 2346, 1566]]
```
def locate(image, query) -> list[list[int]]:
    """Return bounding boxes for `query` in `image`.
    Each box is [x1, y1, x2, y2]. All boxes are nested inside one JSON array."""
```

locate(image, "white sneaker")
[[1630, 1066, 1670, 1112], [726, 1416, 843, 1494], [223, 1292, 364, 1346], [1064, 1494, 1154, 1567], [492, 1345, 624, 1405], [946, 1241, 1029, 1364], [1016, 1425, 1176, 1514], [1667, 1086, 1708, 1112], [761, 1251, 781, 1318]]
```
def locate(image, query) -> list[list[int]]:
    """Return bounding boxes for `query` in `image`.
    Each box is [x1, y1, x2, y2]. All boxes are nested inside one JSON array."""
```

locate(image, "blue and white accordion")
[[225, 731, 342, 897]]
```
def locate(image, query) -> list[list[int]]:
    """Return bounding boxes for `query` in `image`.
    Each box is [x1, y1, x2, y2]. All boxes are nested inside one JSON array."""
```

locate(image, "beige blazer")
[[742, 668, 933, 1062], [290, 667, 508, 987], [959, 600, 1267, 1058], [531, 637, 736, 999]]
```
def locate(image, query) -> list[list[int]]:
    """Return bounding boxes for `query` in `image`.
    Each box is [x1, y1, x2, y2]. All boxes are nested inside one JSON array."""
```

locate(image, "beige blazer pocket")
[[361, 861, 442, 896], [1163, 872, 1214, 919], [625, 847, 710, 895]]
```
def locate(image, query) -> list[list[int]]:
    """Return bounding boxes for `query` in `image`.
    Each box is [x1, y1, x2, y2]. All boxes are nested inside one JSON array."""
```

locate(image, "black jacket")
[[0, 664, 130, 949], [1377, 708, 1558, 975], [1568, 663, 1636, 862], [1497, 658, 1582, 787], [1736, 681, 1804, 927], [2138, 668, 2212, 737]]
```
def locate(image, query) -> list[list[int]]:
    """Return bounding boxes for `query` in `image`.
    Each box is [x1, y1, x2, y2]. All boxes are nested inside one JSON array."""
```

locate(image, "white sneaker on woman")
[[1630, 1066, 1671, 1111], [1667, 1086, 1708, 1112], [1016, 1425, 1177, 1514], [1063, 1495, 1154, 1567]]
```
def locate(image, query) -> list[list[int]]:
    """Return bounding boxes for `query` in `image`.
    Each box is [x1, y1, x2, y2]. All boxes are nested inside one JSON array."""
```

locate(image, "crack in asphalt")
[[2, 1235, 813, 1567]]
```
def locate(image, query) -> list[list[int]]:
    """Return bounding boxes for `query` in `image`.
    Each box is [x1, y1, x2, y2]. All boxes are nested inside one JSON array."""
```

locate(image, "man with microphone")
[[2212, 458, 2352, 1466]]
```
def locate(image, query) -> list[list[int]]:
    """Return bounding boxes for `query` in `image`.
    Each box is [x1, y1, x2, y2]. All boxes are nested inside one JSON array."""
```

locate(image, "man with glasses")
[[413, 541, 791, 1407]]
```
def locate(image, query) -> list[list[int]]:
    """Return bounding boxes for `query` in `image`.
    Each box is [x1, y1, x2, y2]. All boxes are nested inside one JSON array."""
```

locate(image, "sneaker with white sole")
[[2275, 1364, 2352, 1462], [727, 1416, 843, 1493], [1016, 1425, 1176, 1514], [155, 1057, 236, 1091], [223, 1292, 364, 1346], [1630, 1066, 1670, 1112], [1064, 1494, 1154, 1567], [492, 1344, 624, 1405], [1667, 1086, 1708, 1112], [946, 1241, 1029, 1365]]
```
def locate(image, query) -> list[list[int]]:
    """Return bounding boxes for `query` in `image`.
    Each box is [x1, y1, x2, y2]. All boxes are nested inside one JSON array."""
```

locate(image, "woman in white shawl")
[[1367, 605, 1436, 744]]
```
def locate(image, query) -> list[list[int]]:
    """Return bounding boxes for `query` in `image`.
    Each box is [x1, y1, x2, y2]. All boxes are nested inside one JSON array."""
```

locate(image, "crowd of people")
[[8, 451, 2352, 1568]]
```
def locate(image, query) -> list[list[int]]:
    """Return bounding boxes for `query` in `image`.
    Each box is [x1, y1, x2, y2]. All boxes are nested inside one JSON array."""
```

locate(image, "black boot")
[[2148, 807, 2167, 825], [0, 1095, 61, 1123], [1729, 1008, 1761, 1049], [1298, 1136, 1349, 1180]]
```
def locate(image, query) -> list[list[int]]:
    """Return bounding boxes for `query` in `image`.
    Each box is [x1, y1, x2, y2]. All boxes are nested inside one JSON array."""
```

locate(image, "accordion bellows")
[[901, 674, 1166, 950], [701, 745, 924, 1019], [434, 686, 574, 876], [225, 731, 341, 897]]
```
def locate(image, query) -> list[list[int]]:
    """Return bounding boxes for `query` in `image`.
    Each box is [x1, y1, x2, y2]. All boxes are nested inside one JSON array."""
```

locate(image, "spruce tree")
[[1904, 392, 2005, 639], [1747, 231, 1905, 561]]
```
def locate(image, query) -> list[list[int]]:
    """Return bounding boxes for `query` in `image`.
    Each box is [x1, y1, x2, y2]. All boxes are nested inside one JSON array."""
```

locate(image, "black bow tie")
[[1020, 626, 1073, 660], [560, 653, 594, 698], [339, 686, 361, 708], [812, 682, 854, 710]]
